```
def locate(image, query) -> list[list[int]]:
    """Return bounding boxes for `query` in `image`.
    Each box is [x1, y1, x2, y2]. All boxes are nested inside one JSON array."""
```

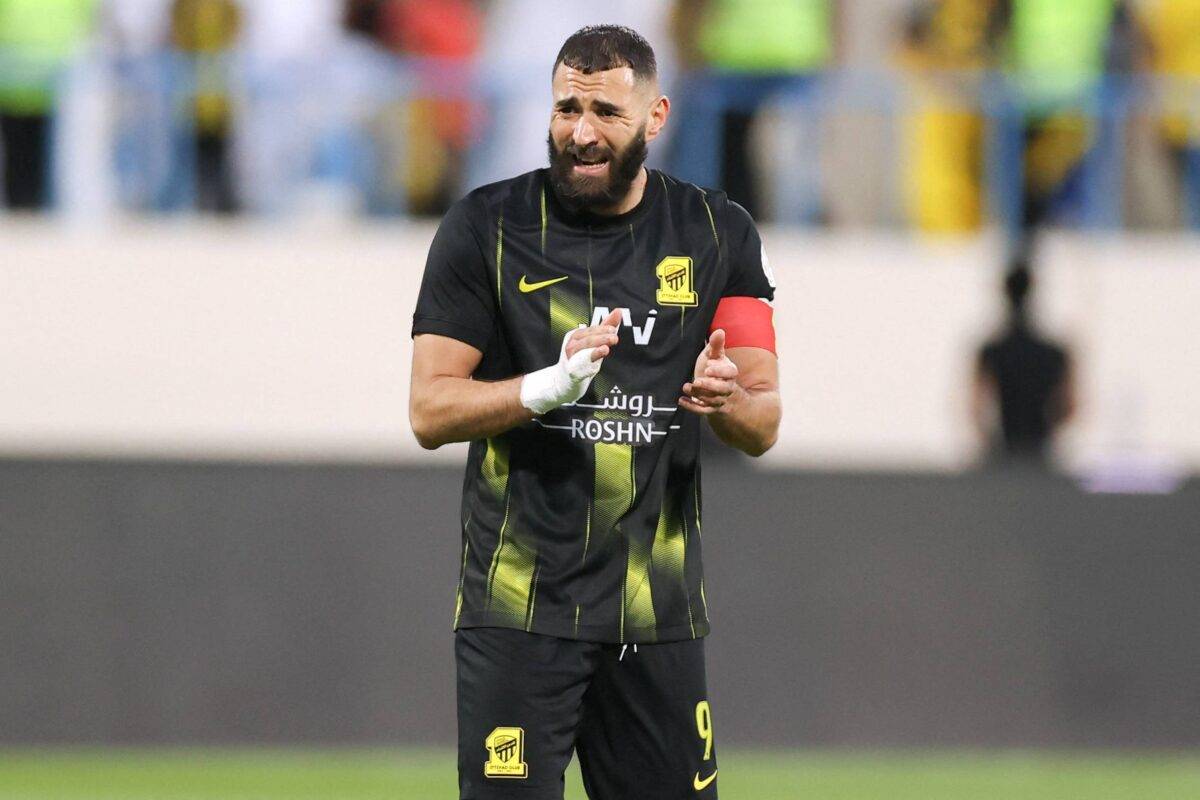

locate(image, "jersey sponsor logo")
[[518, 274, 569, 293], [484, 727, 529, 779], [655, 256, 698, 307], [693, 769, 718, 791], [591, 306, 657, 346], [534, 386, 682, 444], [569, 417, 654, 445]]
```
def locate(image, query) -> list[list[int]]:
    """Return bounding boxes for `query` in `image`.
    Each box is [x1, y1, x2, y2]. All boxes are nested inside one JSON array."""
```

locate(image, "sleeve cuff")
[[412, 315, 491, 353]]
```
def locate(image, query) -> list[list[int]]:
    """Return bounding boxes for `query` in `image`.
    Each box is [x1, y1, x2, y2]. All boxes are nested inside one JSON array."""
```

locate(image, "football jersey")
[[412, 168, 776, 643]]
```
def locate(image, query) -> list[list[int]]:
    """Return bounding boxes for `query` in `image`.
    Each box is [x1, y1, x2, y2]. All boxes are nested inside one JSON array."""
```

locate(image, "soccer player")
[[409, 25, 780, 800]]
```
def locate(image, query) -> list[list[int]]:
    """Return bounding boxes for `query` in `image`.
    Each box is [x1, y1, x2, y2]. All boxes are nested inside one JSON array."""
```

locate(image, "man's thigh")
[[576, 639, 718, 800], [456, 628, 597, 799]]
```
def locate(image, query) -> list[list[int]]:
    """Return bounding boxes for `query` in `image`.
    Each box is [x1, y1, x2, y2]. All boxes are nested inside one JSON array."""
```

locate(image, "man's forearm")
[[411, 375, 534, 449], [707, 385, 781, 457]]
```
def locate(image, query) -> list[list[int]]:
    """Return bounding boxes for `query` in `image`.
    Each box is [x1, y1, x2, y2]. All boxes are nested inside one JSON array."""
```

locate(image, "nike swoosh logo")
[[693, 769, 717, 791], [519, 275, 569, 293]]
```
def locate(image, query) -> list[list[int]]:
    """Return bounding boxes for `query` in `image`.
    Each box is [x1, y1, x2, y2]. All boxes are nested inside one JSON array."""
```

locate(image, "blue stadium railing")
[[4, 50, 1199, 229]]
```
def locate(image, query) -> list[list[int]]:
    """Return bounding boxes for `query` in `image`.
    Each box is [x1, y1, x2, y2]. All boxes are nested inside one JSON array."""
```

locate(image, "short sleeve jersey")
[[412, 169, 776, 644]]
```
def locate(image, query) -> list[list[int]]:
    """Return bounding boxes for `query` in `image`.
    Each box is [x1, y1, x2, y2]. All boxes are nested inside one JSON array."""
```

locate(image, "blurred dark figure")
[[1000, 0, 1143, 269], [171, 0, 241, 213], [1137, 0, 1200, 229], [669, 0, 837, 222], [0, 0, 98, 210], [972, 266, 1076, 464]]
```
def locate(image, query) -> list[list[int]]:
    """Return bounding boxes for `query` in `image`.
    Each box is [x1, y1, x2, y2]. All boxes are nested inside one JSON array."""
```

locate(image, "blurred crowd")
[[0, 0, 1198, 230]]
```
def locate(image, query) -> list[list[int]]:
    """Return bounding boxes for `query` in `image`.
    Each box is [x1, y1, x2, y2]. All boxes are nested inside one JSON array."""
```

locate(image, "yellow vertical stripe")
[[453, 537, 470, 628], [550, 286, 589, 343], [701, 192, 720, 249], [484, 492, 512, 606], [593, 444, 634, 535], [488, 530, 536, 625], [582, 501, 591, 563], [525, 564, 541, 631], [593, 418, 636, 640], [653, 495, 692, 638], [481, 438, 509, 499], [625, 523, 657, 640], [482, 436, 536, 625], [540, 187, 547, 255], [495, 212, 504, 309]]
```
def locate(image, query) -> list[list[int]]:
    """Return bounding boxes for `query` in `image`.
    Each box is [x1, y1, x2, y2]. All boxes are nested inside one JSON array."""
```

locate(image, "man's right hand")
[[565, 308, 623, 361], [521, 309, 622, 414]]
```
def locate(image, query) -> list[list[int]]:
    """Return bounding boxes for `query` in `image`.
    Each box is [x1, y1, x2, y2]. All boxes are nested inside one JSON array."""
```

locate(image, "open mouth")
[[572, 153, 609, 174]]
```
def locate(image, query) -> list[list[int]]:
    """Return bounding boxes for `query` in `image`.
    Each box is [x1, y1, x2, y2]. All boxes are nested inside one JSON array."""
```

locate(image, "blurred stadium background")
[[2, 0, 1199, 797]]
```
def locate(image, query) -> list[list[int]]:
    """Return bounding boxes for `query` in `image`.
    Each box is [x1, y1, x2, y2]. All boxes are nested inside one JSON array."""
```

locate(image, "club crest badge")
[[655, 256, 698, 307], [484, 727, 528, 779]]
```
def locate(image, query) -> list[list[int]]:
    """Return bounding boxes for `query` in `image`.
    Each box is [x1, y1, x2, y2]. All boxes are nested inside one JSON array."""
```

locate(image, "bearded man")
[[410, 24, 781, 800]]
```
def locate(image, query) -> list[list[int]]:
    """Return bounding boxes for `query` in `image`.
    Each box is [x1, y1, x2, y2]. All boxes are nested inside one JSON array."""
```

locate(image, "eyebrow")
[[592, 99, 623, 115], [554, 97, 625, 115]]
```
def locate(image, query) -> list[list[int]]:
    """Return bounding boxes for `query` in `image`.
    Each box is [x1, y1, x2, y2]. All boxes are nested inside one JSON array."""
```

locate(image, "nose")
[[572, 115, 597, 148]]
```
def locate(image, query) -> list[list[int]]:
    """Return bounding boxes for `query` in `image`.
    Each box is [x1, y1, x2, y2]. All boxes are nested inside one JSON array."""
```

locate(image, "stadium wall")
[[1, 221, 1198, 474], [2, 458, 1197, 747]]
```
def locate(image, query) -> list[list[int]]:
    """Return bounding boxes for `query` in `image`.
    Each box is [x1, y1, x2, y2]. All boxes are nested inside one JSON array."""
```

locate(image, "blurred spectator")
[[897, 0, 1006, 234], [999, 0, 1138, 265], [102, 0, 174, 211], [669, 0, 837, 222], [170, 0, 241, 213], [971, 265, 1076, 465], [235, 0, 357, 216], [375, 0, 482, 216], [1138, 0, 1200, 228], [104, 0, 171, 55], [0, 0, 98, 210]]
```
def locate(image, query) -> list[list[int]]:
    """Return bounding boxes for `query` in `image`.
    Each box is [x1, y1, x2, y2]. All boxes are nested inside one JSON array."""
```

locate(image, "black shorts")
[[456, 628, 719, 800]]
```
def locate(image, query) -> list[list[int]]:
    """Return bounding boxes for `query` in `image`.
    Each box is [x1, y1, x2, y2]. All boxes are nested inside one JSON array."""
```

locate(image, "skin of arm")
[[409, 310, 622, 450], [409, 334, 529, 450], [679, 329, 781, 457]]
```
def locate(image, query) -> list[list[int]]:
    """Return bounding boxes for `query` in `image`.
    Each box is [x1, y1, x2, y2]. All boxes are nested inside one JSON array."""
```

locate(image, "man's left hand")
[[680, 329, 740, 415]]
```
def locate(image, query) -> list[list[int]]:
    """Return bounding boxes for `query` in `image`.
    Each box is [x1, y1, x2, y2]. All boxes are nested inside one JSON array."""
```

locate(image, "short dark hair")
[[553, 25, 657, 83]]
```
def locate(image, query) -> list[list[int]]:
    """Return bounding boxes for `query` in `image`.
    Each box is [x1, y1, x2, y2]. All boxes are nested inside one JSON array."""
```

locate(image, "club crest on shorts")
[[484, 727, 528, 779], [655, 256, 698, 307]]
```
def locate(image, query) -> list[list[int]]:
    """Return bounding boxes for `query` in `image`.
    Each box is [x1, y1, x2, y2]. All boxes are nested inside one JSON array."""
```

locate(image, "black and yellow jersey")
[[412, 168, 776, 644]]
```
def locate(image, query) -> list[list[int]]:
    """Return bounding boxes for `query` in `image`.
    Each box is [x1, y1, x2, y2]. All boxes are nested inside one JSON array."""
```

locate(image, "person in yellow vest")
[[897, 0, 1007, 234], [1137, 0, 1200, 228], [0, 0, 97, 209], [669, 0, 838, 222], [170, 0, 241, 213]]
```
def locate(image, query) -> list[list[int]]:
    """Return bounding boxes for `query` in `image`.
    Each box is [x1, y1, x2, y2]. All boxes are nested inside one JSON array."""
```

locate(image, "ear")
[[644, 94, 670, 143]]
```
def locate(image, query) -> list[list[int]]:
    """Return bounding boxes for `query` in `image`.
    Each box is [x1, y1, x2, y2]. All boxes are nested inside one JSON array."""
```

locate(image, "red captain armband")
[[710, 296, 776, 354]]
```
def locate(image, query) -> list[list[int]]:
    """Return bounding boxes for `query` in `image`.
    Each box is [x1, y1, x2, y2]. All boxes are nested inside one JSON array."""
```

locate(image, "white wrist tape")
[[520, 326, 604, 414]]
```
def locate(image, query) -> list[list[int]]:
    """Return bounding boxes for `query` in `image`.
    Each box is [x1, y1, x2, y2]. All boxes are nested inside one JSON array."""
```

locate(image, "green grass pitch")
[[1, 749, 1198, 799]]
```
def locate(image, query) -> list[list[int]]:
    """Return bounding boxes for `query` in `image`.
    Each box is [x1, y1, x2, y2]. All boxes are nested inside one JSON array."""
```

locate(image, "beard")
[[546, 125, 648, 215]]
